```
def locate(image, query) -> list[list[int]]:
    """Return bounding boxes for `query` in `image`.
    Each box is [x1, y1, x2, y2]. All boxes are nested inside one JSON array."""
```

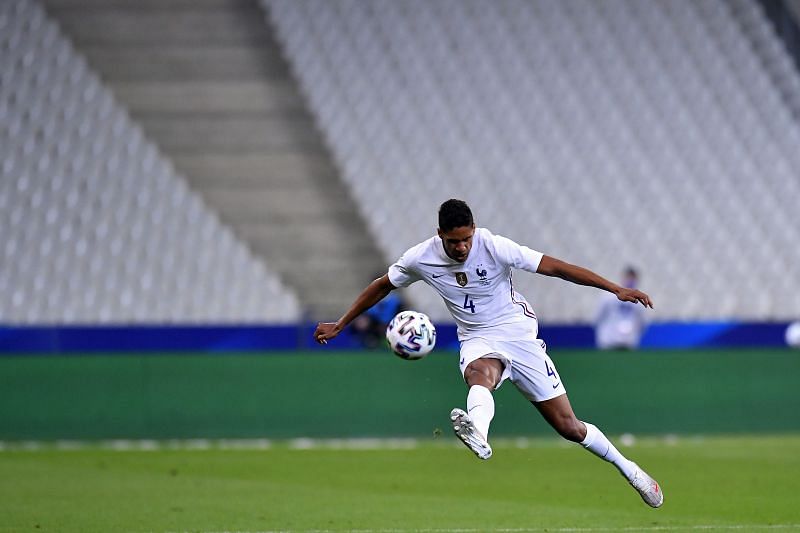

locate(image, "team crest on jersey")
[[455, 272, 468, 287], [476, 265, 490, 286]]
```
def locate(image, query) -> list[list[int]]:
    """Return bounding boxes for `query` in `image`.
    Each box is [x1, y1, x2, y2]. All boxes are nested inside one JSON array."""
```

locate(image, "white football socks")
[[466, 385, 495, 440], [580, 422, 637, 480]]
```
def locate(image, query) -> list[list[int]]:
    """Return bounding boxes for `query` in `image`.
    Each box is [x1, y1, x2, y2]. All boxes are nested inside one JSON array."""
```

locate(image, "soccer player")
[[313, 199, 663, 508]]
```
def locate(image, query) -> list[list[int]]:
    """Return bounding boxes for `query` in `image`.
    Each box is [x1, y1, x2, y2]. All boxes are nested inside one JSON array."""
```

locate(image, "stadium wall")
[[1, 349, 798, 441], [0, 321, 793, 353]]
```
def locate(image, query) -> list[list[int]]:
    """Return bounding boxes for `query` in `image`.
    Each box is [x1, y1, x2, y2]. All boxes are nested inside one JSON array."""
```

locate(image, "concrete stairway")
[[40, 0, 386, 320]]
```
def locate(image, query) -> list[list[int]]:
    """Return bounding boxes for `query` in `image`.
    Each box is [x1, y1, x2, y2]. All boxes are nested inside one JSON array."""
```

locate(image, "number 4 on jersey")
[[463, 294, 476, 313]]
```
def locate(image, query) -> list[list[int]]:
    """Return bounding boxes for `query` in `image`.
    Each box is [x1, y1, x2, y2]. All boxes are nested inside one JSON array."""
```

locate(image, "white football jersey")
[[388, 227, 544, 342]]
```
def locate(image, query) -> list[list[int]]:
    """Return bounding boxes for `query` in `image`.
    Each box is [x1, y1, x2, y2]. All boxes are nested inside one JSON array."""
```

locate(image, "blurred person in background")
[[351, 277, 404, 348], [594, 266, 648, 350]]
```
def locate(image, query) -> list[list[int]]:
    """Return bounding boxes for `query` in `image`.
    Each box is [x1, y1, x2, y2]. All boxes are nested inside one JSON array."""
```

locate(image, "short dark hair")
[[438, 199, 474, 231]]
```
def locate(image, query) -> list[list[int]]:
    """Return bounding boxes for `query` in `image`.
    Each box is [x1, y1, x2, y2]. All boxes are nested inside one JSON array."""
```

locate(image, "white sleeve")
[[387, 250, 421, 288], [492, 234, 544, 273]]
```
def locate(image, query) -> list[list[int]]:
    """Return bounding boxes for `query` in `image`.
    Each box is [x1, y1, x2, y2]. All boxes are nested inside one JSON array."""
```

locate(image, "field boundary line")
[[0, 434, 709, 452], [2, 434, 799, 452], [172, 525, 800, 533]]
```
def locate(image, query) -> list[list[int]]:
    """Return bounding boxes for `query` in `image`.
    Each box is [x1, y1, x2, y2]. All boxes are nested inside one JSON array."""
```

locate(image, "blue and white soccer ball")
[[386, 311, 437, 360], [786, 321, 800, 349]]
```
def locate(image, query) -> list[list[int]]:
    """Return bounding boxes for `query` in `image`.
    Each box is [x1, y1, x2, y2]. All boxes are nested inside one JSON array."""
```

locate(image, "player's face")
[[438, 225, 475, 263]]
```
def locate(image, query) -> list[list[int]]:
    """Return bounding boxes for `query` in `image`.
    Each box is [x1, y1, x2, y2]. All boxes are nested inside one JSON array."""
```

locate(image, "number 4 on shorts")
[[545, 359, 559, 380]]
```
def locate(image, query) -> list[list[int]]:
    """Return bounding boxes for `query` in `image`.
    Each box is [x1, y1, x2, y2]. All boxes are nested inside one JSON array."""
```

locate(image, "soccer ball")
[[386, 311, 436, 360], [786, 321, 800, 348]]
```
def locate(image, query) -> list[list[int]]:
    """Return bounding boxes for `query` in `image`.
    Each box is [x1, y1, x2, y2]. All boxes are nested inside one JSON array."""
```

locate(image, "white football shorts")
[[459, 337, 566, 403]]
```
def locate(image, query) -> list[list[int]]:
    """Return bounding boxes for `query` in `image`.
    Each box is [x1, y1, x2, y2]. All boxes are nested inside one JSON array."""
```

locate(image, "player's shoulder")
[[475, 227, 511, 251], [483, 227, 527, 247], [399, 235, 439, 263], [475, 227, 494, 240]]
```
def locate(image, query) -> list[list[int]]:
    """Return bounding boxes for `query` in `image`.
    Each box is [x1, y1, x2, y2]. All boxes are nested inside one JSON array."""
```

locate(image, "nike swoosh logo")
[[552, 382, 561, 389], [432, 273, 446, 278]]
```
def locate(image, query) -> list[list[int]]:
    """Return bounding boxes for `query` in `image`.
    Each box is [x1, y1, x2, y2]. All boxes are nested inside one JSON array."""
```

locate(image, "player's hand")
[[616, 288, 654, 309], [314, 322, 342, 344]]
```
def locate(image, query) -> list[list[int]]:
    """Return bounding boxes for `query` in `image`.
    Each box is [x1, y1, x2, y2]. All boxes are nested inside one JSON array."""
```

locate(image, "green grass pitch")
[[1, 435, 799, 532]]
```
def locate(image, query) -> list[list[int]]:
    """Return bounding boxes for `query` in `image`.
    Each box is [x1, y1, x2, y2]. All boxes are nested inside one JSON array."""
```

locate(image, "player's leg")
[[534, 393, 626, 459], [463, 357, 503, 438], [451, 356, 504, 460], [464, 356, 504, 389], [507, 340, 663, 508], [534, 394, 663, 508]]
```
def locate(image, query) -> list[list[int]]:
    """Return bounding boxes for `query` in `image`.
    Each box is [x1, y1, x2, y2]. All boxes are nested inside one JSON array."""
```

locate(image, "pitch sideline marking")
[[171, 525, 800, 533], [0, 435, 690, 452]]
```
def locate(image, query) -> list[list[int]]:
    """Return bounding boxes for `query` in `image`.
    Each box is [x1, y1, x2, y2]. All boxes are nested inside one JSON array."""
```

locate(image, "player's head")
[[438, 199, 475, 263], [623, 266, 639, 288], [438, 199, 474, 231]]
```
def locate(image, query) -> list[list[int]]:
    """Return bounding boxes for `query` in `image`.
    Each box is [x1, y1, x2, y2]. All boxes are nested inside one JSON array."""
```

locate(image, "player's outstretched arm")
[[314, 274, 397, 344], [536, 255, 654, 309]]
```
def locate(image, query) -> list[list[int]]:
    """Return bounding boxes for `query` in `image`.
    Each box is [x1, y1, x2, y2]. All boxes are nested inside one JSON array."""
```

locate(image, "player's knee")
[[464, 358, 503, 388], [464, 366, 495, 389]]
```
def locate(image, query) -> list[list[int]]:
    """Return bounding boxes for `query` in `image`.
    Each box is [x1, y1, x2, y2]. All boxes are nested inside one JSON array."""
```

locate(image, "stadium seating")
[[266, 0, 800, 322], [0, 0, 301, 323]]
